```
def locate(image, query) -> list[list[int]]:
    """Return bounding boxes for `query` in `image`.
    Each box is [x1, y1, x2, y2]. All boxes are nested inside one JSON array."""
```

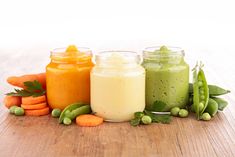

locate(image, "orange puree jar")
[[46, 45, 93, 110]]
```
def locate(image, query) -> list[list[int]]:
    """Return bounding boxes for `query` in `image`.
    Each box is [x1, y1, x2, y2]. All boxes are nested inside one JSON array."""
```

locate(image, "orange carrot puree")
[[46, 45, 93, 110]]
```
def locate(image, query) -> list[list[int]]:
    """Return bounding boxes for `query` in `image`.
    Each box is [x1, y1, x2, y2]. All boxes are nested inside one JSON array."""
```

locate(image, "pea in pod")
[[59, 102, 88, 123], [212, 97, 228, 111]]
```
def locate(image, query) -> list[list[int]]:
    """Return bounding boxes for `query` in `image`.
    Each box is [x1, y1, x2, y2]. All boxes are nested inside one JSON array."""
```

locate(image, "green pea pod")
[[205, 98, 218, 117], [69, 105, 91, 120], [59, 102, 87, 123], [192, 67, 200, 119], [208, 85, 230, 97], [212, 97, 228, 111], [189, 83, 230, 96], [198, 69, 209, 116]]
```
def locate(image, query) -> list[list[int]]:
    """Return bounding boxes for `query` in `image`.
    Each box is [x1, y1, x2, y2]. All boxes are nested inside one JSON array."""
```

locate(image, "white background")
[[0, 0, 234, 88], [0, 0, 234, 51]]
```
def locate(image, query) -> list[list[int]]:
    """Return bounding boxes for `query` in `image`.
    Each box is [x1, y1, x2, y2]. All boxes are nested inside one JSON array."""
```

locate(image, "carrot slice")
[[22, 95, 46, 105], [76, 114, 104, 127], [25, 107, 50, 116], [4, 96, 21, 108], [21, 102, 47, 110]]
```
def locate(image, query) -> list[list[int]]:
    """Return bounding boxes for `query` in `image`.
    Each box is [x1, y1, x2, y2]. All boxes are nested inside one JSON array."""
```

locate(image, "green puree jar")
[[142, 46, 189, 111]]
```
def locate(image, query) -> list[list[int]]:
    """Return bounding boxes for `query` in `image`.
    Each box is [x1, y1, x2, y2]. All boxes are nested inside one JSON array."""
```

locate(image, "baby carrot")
[[21, 102, 47, 110], [7, 73, 46, 89], [3, 96, 21, 108], [25, 107, 50, 116], [22, 95, 46, 105], [76, 114, 104, 127]]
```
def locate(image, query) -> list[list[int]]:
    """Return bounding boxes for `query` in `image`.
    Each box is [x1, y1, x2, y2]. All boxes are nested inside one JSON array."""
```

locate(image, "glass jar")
[[91, 51, 145, 122], [142, 46, 189, 111], [46, 45, 93, 110]]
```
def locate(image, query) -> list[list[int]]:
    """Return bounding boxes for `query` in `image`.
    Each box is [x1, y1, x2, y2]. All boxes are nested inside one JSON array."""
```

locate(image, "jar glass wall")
[[91, 51, 145, 122], [142, 46, 189, 111], [46, 45, 93, 110]]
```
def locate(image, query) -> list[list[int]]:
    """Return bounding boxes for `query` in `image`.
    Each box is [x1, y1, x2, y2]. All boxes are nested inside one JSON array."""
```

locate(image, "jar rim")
[[95, 50, 141, 65], [143, 46, 185, 58], [50, 47, 92, 63], [96, 50, 139, 57], [51, 47, 92, 57]]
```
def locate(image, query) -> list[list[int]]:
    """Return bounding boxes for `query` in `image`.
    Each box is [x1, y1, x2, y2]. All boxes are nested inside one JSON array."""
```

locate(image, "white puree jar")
[[91, 51, 145, 122]]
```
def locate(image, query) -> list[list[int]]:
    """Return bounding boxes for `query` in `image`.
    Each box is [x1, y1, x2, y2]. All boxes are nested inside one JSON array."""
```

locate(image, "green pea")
[[134, 112, 144, 118], [200, 87, 205, 91], [170, 107, 180, 116], [205, 98, 218, 117], [200, 95, 205, 100], [200, 89, 204, 94], [201, 112, 211, 121], [9, 106, 18, 114], [141, 115, 152, 124], [14, 107, 24, 116], [63, 117, 72, 125], [178, 109, 189, 118], [51, 108, 61, 118], [199, 102, 204, 112], [198, 81, 203, 87]]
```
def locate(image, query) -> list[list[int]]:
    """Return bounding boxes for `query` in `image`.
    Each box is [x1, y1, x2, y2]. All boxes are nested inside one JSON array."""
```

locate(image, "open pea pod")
[[192, 67, 200, 119], [198, 68, 209, 116], [192, 64, 209, 120], [59, 102, 88, 123]]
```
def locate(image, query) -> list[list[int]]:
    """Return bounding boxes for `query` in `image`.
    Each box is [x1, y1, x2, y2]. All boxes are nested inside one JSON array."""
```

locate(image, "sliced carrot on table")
[[3, 96, 21, 108], [76, 114, 104, 127], [22, 95, 46, 105], [21, 102, 47, 110], [25, 107, 50, 116]]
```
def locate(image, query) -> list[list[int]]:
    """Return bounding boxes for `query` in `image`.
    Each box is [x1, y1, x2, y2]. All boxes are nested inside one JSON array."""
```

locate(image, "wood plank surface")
[[0, 47, 234, 157]]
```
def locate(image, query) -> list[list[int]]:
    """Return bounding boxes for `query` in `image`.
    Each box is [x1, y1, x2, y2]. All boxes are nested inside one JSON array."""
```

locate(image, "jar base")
[[104, 119, 129, 123]]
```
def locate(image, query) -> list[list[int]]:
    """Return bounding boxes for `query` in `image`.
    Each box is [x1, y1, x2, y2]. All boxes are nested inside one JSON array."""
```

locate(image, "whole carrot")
[[7, 73, 46, 89]]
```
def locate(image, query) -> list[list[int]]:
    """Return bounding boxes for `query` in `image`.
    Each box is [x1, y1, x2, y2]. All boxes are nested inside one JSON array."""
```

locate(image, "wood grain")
[[0, 49, 235, 157]]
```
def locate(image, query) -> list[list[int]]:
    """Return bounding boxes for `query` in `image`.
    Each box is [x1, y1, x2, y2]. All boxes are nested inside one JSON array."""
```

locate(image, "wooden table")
[[0, 47, 235, 157]]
